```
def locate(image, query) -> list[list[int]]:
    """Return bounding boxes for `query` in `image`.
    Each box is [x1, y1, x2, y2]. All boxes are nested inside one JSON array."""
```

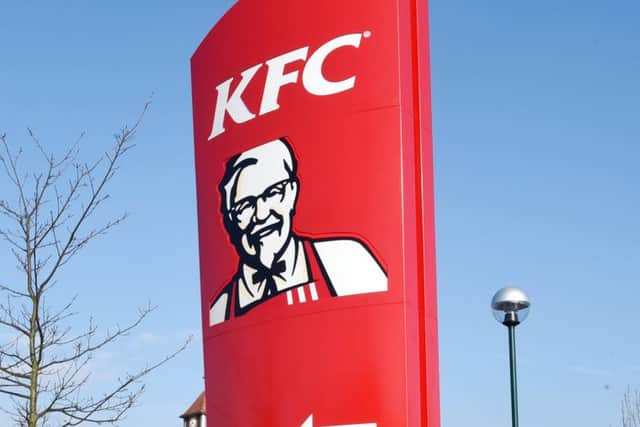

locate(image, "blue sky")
[[1, 1, 639, 426]]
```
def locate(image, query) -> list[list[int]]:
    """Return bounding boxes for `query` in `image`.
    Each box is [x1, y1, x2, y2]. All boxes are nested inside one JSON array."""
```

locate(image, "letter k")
[[209, 63, 262, 140]]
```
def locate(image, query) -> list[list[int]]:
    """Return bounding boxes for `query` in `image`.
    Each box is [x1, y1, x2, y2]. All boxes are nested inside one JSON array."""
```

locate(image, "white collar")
[[237, 237, 309, 309]]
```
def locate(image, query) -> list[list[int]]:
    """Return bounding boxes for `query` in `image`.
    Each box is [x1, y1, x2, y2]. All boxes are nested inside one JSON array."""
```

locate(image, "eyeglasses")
[[230, 179, 293, 223]]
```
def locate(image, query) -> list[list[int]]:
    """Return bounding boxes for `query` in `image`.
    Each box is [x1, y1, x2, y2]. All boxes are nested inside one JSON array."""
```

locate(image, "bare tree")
[[621, 387, 640, 427], [0, 102, 189, 427]]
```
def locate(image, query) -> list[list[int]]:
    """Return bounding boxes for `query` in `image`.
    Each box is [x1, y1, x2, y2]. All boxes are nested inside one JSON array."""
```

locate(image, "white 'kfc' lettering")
[[208, 32, 366, 141]]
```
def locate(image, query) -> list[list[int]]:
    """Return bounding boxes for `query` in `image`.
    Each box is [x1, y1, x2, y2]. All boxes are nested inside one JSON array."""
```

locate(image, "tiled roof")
[[180, 391, 206, 418]]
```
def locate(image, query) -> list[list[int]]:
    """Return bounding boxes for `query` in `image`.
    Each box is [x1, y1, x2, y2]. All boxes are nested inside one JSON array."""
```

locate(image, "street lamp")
[[491, 287, 530, 427]]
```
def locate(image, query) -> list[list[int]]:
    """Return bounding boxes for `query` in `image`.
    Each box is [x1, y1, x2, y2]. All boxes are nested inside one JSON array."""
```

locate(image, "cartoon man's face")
[[223, 140, 299, 269]]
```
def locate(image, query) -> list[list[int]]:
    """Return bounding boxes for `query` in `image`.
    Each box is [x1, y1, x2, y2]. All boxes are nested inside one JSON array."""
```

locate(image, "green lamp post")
[[491, 287, 530, 427]]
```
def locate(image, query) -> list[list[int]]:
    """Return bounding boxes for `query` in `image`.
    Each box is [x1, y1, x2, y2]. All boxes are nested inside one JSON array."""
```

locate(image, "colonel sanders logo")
[[209, 138, 387, 325]]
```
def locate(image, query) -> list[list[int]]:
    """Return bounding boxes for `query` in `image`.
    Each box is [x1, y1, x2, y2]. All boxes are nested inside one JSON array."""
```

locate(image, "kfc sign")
[[209, 32, 369, 140], [192, 0, 439, 426]]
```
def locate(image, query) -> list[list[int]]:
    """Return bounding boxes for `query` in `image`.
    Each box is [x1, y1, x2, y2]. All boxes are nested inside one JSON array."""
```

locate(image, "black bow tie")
[[252, 260, 286, 297]]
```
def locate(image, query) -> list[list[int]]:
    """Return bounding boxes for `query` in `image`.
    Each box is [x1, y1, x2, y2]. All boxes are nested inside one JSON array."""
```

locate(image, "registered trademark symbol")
[[363, 30, 372, 38]]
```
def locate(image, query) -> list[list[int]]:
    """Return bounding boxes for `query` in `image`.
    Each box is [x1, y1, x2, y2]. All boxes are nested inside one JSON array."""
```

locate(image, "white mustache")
[[248, 217, 282, 243]]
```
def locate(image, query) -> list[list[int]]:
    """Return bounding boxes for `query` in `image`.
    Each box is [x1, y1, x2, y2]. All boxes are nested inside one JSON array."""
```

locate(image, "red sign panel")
[[191, 0, 438, 425]]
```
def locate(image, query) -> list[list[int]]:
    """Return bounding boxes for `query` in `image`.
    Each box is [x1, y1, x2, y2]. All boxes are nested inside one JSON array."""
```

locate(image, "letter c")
[[302, 33, 363, 96]]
